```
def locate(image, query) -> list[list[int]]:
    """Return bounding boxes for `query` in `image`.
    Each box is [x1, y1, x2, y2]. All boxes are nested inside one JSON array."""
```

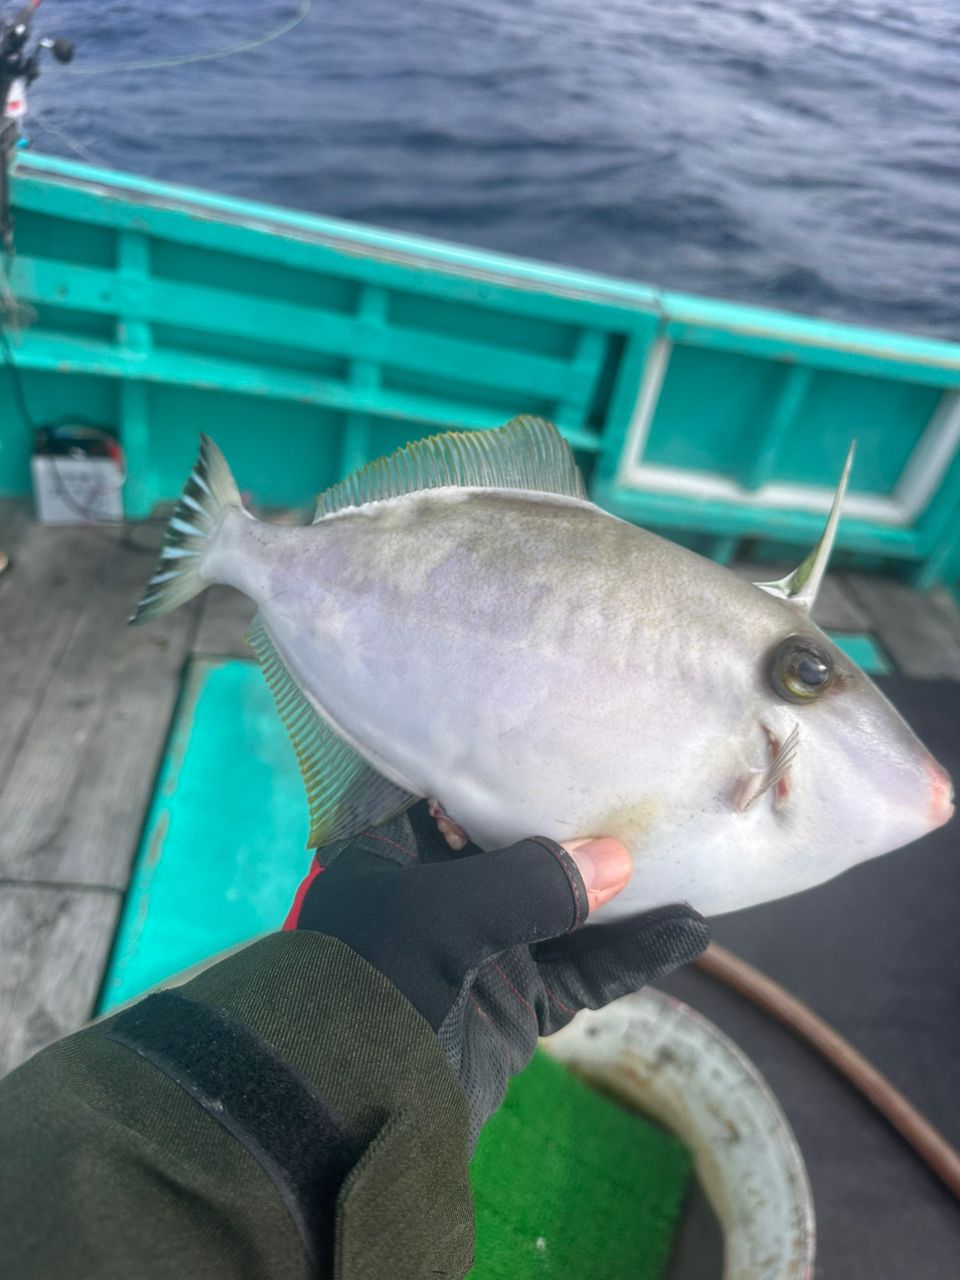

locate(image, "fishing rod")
[[0, 0, 73, 252]]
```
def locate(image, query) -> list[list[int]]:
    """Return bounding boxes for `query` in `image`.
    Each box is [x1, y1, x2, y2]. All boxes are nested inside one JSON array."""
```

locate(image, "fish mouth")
[[927, 759, 955, 829], [733, 721, 799, 813]]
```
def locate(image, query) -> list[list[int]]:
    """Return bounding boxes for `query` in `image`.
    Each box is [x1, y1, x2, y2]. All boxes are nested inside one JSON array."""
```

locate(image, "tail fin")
[[129, 435, 242, 625]]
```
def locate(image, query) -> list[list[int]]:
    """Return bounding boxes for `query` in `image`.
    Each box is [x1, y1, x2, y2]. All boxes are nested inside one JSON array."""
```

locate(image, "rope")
[[68, 0, 311, 76]]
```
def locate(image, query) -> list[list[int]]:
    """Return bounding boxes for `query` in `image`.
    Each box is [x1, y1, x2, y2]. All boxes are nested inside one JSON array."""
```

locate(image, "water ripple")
[[25, 0, 960, 337]]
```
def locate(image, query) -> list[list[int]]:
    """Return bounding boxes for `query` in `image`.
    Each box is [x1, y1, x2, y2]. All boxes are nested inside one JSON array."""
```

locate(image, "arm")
[[0, 807, 707, 1279], [0, 928, 471, 1280]]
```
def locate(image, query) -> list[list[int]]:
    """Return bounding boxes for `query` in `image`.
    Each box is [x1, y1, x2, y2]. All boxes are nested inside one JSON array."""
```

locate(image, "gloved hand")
[[286, 802, 709, 1144]]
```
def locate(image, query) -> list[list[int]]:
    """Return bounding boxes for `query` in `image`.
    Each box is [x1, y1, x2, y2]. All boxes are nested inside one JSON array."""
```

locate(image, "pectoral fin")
[[734, 722, 800, 813], [247, 615, 417, 847]]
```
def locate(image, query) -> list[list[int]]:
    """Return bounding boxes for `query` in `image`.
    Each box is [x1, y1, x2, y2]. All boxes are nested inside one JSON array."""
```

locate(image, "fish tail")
[[129, 435, 243, 624]]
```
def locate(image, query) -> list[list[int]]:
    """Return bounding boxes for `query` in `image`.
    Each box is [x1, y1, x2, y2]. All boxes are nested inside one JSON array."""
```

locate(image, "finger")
[[533, 905, 709, 1030], [438, 821, 467, 851], [563, 837, 632, 913], [293, 835, 604, 1030], [428, 798, 470, 851], [413, 834, 631, 961], [534, 903, 709, 964]]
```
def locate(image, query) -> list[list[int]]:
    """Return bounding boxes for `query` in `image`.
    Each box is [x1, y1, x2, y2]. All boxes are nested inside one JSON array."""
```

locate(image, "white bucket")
[[545, 988, 816, 1280]]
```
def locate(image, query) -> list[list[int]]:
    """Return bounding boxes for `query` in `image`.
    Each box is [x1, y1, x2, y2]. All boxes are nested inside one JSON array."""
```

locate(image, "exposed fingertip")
[[562, 837, 632, 913]]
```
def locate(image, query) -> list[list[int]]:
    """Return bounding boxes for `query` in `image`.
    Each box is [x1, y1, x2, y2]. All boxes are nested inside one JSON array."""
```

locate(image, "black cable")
[[0, 321, 166, 550]]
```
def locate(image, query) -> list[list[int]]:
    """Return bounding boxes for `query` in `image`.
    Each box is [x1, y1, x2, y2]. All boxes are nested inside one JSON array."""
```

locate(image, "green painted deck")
[[98, 658, 306, 1012], [3, 153, 960, 587], [1, 505, 958, 1073]]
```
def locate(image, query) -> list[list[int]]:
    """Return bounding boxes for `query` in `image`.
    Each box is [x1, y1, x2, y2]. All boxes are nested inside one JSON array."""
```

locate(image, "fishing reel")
[[1, 1, 74, 252], [1, 2, 73, 99]]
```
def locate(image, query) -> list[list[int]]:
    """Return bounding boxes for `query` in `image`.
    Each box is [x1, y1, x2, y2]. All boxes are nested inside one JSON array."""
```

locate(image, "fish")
[[131, 416, 954, 920]]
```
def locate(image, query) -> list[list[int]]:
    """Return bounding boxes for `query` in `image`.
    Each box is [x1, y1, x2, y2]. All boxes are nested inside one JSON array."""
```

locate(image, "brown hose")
[[695, 941, 960, 1202]]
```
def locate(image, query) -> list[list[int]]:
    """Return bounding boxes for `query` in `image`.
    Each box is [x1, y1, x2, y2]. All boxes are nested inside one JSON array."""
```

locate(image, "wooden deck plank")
[[0, 883, 120, 1075], [0, 525, 200, 887], [841, 575, 960, 679], [0, 524, 112, 785], [194, 586, 256, 659], [916, 587, 960, 650], [731, 560, 870, 631], [0, 497, 32, 566], [46, 601, 201, 888], [810, 575, 872, 633]]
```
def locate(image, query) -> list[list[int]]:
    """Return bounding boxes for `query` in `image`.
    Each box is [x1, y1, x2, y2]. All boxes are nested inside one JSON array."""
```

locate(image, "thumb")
[[563, 837, 633, 914]]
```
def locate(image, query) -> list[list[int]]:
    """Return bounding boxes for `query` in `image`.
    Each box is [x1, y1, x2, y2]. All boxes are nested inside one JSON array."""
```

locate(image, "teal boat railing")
[[3, 152, 959, 587]]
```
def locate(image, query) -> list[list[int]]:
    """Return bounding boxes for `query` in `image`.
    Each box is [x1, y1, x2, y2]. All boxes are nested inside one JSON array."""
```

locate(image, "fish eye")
[[769, 634, 834, 703]]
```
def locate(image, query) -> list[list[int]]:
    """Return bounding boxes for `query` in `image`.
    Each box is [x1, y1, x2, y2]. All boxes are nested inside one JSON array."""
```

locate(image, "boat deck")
[[1, 501, 959, 1074]]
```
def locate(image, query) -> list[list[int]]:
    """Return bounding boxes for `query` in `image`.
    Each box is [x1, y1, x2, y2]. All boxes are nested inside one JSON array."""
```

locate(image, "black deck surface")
[[661, 676, 960, 1280]]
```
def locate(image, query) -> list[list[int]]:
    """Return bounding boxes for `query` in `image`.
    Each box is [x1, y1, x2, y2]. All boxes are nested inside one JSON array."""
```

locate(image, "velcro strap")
[[109, 990, 360, 1270]]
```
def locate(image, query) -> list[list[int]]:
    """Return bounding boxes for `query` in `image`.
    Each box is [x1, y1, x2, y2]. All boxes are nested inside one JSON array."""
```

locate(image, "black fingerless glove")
[[291, 803, 709, 1143]]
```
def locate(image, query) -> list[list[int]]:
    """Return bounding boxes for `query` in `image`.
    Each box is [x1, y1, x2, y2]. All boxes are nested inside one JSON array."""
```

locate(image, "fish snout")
[[928, 759, 955, 829]]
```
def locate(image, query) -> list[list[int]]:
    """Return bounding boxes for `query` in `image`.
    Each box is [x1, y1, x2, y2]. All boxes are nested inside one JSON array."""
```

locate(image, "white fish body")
[[133, 419, 953, 920]]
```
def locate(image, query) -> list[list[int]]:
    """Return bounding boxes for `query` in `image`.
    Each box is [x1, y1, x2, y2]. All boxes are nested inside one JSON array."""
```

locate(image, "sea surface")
[[25, 0, 960, 338]]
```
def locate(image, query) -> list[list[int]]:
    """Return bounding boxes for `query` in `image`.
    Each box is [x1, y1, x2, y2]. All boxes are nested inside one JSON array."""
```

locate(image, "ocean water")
[[24, 0, 960, 338]]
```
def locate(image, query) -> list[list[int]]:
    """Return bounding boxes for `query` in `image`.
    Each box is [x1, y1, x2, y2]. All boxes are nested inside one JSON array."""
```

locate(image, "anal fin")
[[247, 615, 417, 847]]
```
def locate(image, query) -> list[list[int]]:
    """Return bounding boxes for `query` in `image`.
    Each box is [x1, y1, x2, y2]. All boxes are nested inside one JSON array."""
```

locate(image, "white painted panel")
[[615, 336, 672, 486], [612, 338, 960, 530], [618, 462, 907, 525], [896, 390, 960, 521]]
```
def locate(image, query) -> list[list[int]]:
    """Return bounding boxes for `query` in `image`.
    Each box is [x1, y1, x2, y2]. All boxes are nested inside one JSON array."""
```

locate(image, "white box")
[[31, 455, 125, 525]]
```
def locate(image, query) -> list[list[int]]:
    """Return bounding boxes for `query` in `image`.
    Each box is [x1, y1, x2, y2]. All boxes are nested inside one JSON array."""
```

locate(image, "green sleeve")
[[0, 931, 474, 1280]]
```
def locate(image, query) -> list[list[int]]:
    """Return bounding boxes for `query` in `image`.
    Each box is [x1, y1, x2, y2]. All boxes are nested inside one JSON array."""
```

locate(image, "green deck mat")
[[470, 1050, 692, 1279]]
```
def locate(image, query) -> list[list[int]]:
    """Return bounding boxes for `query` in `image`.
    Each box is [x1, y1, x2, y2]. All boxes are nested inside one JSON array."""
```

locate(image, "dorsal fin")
[[754, 441, 856, 612], [314, 416, 586, 520], [247, 614, 417, 847]]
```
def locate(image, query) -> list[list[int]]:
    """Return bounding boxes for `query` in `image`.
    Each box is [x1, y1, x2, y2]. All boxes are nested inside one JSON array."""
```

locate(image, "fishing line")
[[67, 0, 312, 76], [28, 113, 104, 167]]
